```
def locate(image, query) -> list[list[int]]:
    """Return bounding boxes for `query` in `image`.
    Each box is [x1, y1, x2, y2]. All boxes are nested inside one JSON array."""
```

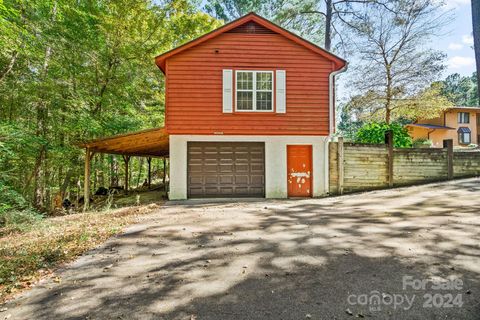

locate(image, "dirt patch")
[[0, 203, 162, 302]]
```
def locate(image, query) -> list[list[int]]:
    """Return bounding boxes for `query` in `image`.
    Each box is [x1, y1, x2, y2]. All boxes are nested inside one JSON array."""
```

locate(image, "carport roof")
[[78, 127, 169, 157]]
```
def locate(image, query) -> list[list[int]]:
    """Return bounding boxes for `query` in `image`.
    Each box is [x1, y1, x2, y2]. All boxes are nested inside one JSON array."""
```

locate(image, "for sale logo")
[[347, 275, 464, 312]]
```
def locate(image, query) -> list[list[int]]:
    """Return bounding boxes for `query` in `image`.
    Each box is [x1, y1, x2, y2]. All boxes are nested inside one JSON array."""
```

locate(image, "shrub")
[[0, 182, 42, 229], [355, 122, 412, 148], [412, 138, 433, 148]]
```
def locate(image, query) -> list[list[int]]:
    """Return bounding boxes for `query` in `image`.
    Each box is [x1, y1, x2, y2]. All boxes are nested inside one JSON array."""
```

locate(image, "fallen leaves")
[[0, 205, 158, 302]]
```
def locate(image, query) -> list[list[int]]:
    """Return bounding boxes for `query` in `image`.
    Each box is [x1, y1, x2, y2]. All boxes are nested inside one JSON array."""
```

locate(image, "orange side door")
[[287, 145, 313, 197]]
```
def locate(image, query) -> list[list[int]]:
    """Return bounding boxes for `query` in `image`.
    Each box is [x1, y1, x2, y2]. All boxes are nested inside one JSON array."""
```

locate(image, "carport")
[[78, 127, 169, 211]]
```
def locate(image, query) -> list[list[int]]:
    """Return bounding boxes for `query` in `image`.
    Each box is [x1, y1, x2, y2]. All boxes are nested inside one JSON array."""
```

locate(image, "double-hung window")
[[236, 71, 273, 111], [458, 112, 470, 124]]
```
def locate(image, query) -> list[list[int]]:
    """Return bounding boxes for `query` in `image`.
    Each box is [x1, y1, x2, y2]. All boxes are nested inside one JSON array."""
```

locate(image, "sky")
[[440, 0, 476, 78]]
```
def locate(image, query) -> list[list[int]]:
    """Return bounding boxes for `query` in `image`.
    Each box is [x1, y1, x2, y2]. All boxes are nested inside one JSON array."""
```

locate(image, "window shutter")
[[223, 69, 233, 113], [276, 70, 286, 113]]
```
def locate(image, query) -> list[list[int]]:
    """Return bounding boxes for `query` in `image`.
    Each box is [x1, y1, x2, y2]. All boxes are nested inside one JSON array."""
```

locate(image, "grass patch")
[[0, 203, 160, 302]]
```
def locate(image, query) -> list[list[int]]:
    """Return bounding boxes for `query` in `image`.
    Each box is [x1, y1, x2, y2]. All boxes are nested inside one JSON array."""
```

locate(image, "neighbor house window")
[[458, 112, 470, 124], [236, 71, 273, 111], [458, 127, 471, 144]]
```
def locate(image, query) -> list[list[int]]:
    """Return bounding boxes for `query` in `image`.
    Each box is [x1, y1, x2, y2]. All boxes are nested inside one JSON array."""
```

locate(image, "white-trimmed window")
[[458, 112, 470, 124], [236, 70, 273, 111]]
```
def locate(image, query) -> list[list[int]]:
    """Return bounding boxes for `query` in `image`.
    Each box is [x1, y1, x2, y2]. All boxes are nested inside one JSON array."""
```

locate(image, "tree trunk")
[[109, 155, 114, 187], [33, 145, 46, 209], [385, 64, 393, 124], [147, 157, 152, 188], [385, 107, 391, 124], [60, 168, 74, 199], [93, 156, 98, 192], [0, 51, 18, 83], [123, 156, 130, 194], [472, 0, 480, 103], [136, 157, 144, 187], [325, 0, 333, 51], [33, 2, 56, 210], [110, 156, 119, 187]]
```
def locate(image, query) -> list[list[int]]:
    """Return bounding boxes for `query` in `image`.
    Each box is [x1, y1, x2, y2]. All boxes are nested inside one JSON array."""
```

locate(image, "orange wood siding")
[[165, 32, 336, 135]]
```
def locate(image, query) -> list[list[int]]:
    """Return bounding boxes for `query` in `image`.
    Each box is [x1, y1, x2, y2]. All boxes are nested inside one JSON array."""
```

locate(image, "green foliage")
[[203, 0, 326, 45], [0, 181, 42, 228], [0, 0, 221, 213], [204, 0, 266, 20], [355, 122, 412, 148], [337, 103, 363, 141], [0, 181, 28, 214], [412, 138, 433, 148], [436, 72, 479, 106]]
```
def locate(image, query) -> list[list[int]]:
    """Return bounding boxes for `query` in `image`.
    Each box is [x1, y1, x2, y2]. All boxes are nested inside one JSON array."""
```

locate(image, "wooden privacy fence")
[[329, 137, 480, 195]]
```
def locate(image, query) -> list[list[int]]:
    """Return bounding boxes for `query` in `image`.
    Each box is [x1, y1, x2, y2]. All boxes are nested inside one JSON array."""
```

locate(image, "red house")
[[155, 13, 347, 199], [81, 13, 346, 203]]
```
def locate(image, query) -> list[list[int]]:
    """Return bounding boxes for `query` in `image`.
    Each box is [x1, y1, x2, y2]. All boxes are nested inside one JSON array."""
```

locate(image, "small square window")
[[237, 91, 253, 110], [256, 92, 272, 110], [237, 72, 253, 90], [256, 72, 272, 91]]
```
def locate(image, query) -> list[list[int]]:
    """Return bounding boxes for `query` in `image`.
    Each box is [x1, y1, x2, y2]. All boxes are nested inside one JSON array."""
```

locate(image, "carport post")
[[147, 157, 152, 188], [123, 155, 131, 195], [163, 157, 166, 191], [83, 148, 95, 212]]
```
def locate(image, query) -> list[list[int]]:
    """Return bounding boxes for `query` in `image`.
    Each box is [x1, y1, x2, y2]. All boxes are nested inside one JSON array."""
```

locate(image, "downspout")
[[324, 63, 348, 195]]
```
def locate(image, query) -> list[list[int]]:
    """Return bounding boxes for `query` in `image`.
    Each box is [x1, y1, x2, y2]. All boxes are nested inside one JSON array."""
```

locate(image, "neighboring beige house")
[[407, 106, 480, 148]]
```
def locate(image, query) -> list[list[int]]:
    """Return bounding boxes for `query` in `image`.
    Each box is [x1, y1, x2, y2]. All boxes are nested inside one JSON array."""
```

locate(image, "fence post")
[[337, 137, 344, 195], [385, 130, 394, 187], [443, 139, 454, 180]]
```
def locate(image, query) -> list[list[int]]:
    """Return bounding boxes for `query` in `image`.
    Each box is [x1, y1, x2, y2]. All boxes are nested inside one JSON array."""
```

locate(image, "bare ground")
[[2, 178, 480, 319]]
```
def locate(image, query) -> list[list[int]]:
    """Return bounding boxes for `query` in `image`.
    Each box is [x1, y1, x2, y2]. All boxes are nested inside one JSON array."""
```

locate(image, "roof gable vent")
[[226, 21, 277, 34]]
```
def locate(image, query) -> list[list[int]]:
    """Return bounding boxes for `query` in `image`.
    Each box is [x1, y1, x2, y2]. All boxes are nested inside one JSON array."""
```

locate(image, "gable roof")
[[155, 12, 346, 73]]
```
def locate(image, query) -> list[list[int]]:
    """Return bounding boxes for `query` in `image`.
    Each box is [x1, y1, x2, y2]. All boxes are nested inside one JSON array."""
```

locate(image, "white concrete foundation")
[[169, 135, 328, 200]]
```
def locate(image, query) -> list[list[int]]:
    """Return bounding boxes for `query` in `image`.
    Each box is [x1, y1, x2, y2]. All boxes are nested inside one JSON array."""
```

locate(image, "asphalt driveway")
[[3, 179, 480, 319]]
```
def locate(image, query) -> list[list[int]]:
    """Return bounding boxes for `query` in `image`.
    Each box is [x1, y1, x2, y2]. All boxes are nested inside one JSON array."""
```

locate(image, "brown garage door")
[[187, 142, 265, 198]]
